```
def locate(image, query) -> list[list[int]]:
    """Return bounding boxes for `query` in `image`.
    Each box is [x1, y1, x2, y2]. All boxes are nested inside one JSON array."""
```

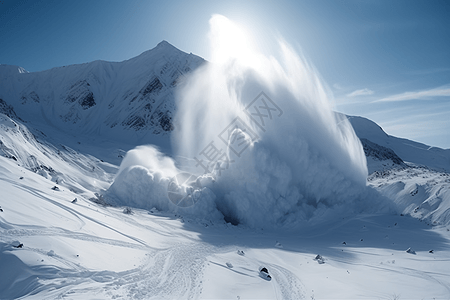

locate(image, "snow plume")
[[115, 145, 178, 180], [172, 15, 378, 227], [107, 146, 176, 211], [107, 145, 222, 220], [108, 15, 387, 228]]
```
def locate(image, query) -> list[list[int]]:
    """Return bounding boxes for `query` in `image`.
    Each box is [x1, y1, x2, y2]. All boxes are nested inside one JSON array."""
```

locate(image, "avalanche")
[[108, 15, 390, 228]]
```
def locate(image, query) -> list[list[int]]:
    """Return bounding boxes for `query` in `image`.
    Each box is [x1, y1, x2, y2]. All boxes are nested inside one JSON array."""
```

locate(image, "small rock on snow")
[[259, 267, 272, 280], [406, 248, 416, 255], [314, 254, 325, 264], [123, 207, 133, 214]]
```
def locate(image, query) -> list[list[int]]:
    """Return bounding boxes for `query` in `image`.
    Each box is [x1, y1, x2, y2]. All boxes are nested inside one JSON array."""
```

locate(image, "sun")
[[208, 14, 255, 66]]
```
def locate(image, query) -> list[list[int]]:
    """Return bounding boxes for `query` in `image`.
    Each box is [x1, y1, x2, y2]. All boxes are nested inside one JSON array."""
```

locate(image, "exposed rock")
[[0, 98, 21, 121], [360, 138, 405, 166]]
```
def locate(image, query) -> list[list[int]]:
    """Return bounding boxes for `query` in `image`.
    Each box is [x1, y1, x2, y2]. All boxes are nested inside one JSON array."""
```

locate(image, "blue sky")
[[1, 0, 449, 148]]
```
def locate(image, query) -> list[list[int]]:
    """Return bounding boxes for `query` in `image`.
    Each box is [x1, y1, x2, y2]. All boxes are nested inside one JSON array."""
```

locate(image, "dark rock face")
[[60, 80, 96, 123], [65, 80, 96, 109], [0, 98, 21, 120], [80, 92, 96, 110], [361, 138, 405, 166], [21, 91, 40, 104], [158, 112, 174, 132], [140, 77, 163, 96], [122, 115, 146, 130]]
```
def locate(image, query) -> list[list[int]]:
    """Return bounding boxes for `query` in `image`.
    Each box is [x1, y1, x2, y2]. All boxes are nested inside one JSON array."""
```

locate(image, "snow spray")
[[110, 15, 385, 227], [171, 15, 372, 227]]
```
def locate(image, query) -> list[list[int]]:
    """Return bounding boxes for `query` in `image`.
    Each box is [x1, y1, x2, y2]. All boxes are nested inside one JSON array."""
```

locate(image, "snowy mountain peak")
[[17, 66, 28, 74], [0, 64, 29, 79], [347, 115, 389, 141], [0, 42, 205, 146], [129, 40, 194, 64], [157, 40, 172, 48]]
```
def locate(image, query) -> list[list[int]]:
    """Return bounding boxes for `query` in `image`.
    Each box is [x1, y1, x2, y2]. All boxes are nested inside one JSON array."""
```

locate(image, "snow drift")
[[107, 15, 391, 227]]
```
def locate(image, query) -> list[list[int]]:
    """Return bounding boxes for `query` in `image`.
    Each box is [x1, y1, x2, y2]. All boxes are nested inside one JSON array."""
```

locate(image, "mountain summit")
[[0, 41, 205, 146]]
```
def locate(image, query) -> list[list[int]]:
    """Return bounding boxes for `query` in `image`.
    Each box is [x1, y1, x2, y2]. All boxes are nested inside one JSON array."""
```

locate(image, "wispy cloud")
[[333, 83, 343, 90], [374, 85, 450, 102], [406, 67, 450, 76], [346, 88, 374, 97]]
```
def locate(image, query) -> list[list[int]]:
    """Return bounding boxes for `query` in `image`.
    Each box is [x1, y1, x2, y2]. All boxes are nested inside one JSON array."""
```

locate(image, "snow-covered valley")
[[2, 148, 450, 299], [1, 36, 450, 299]]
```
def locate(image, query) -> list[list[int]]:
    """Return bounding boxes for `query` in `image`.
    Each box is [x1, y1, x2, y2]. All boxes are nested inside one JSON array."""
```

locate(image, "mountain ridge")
[[0, 41, 205, 147], [347, 115, 450, 173]]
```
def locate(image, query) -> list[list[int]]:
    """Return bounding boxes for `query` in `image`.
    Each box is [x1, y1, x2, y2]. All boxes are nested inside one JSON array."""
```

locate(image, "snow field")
[[369, 166, 450, 226], [2, 154, 450, 299]]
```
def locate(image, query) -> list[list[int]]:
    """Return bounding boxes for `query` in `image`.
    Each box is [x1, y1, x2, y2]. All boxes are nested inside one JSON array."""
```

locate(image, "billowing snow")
[[109, 15, 386, 228]]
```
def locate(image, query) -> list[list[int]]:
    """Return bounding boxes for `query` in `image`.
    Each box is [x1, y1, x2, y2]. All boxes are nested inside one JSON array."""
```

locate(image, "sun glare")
[[208, 15, 256, 66]]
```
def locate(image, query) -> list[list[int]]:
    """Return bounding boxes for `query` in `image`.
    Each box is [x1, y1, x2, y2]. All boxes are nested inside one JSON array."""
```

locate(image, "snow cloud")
[[106, 145, 223, 220], [171, 15, 377, 227], [347, 88, 374, 97], [107, 16, 392, 228]]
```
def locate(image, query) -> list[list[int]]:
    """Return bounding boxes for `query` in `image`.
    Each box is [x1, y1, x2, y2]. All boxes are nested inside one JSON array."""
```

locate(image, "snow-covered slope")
[[369, 166, 450, 225], [341, 115, 450, 227], [348, 115, 450, 173], [2, 154, 450, 299], [0, 113, 115, 197], [0, 41, 204, 147]]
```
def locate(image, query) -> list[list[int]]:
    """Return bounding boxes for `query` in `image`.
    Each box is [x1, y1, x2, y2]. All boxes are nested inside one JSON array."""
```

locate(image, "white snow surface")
[[369, 166, 450, 226], [2, 150, 450, 299], [0, 114, 115, 197]]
